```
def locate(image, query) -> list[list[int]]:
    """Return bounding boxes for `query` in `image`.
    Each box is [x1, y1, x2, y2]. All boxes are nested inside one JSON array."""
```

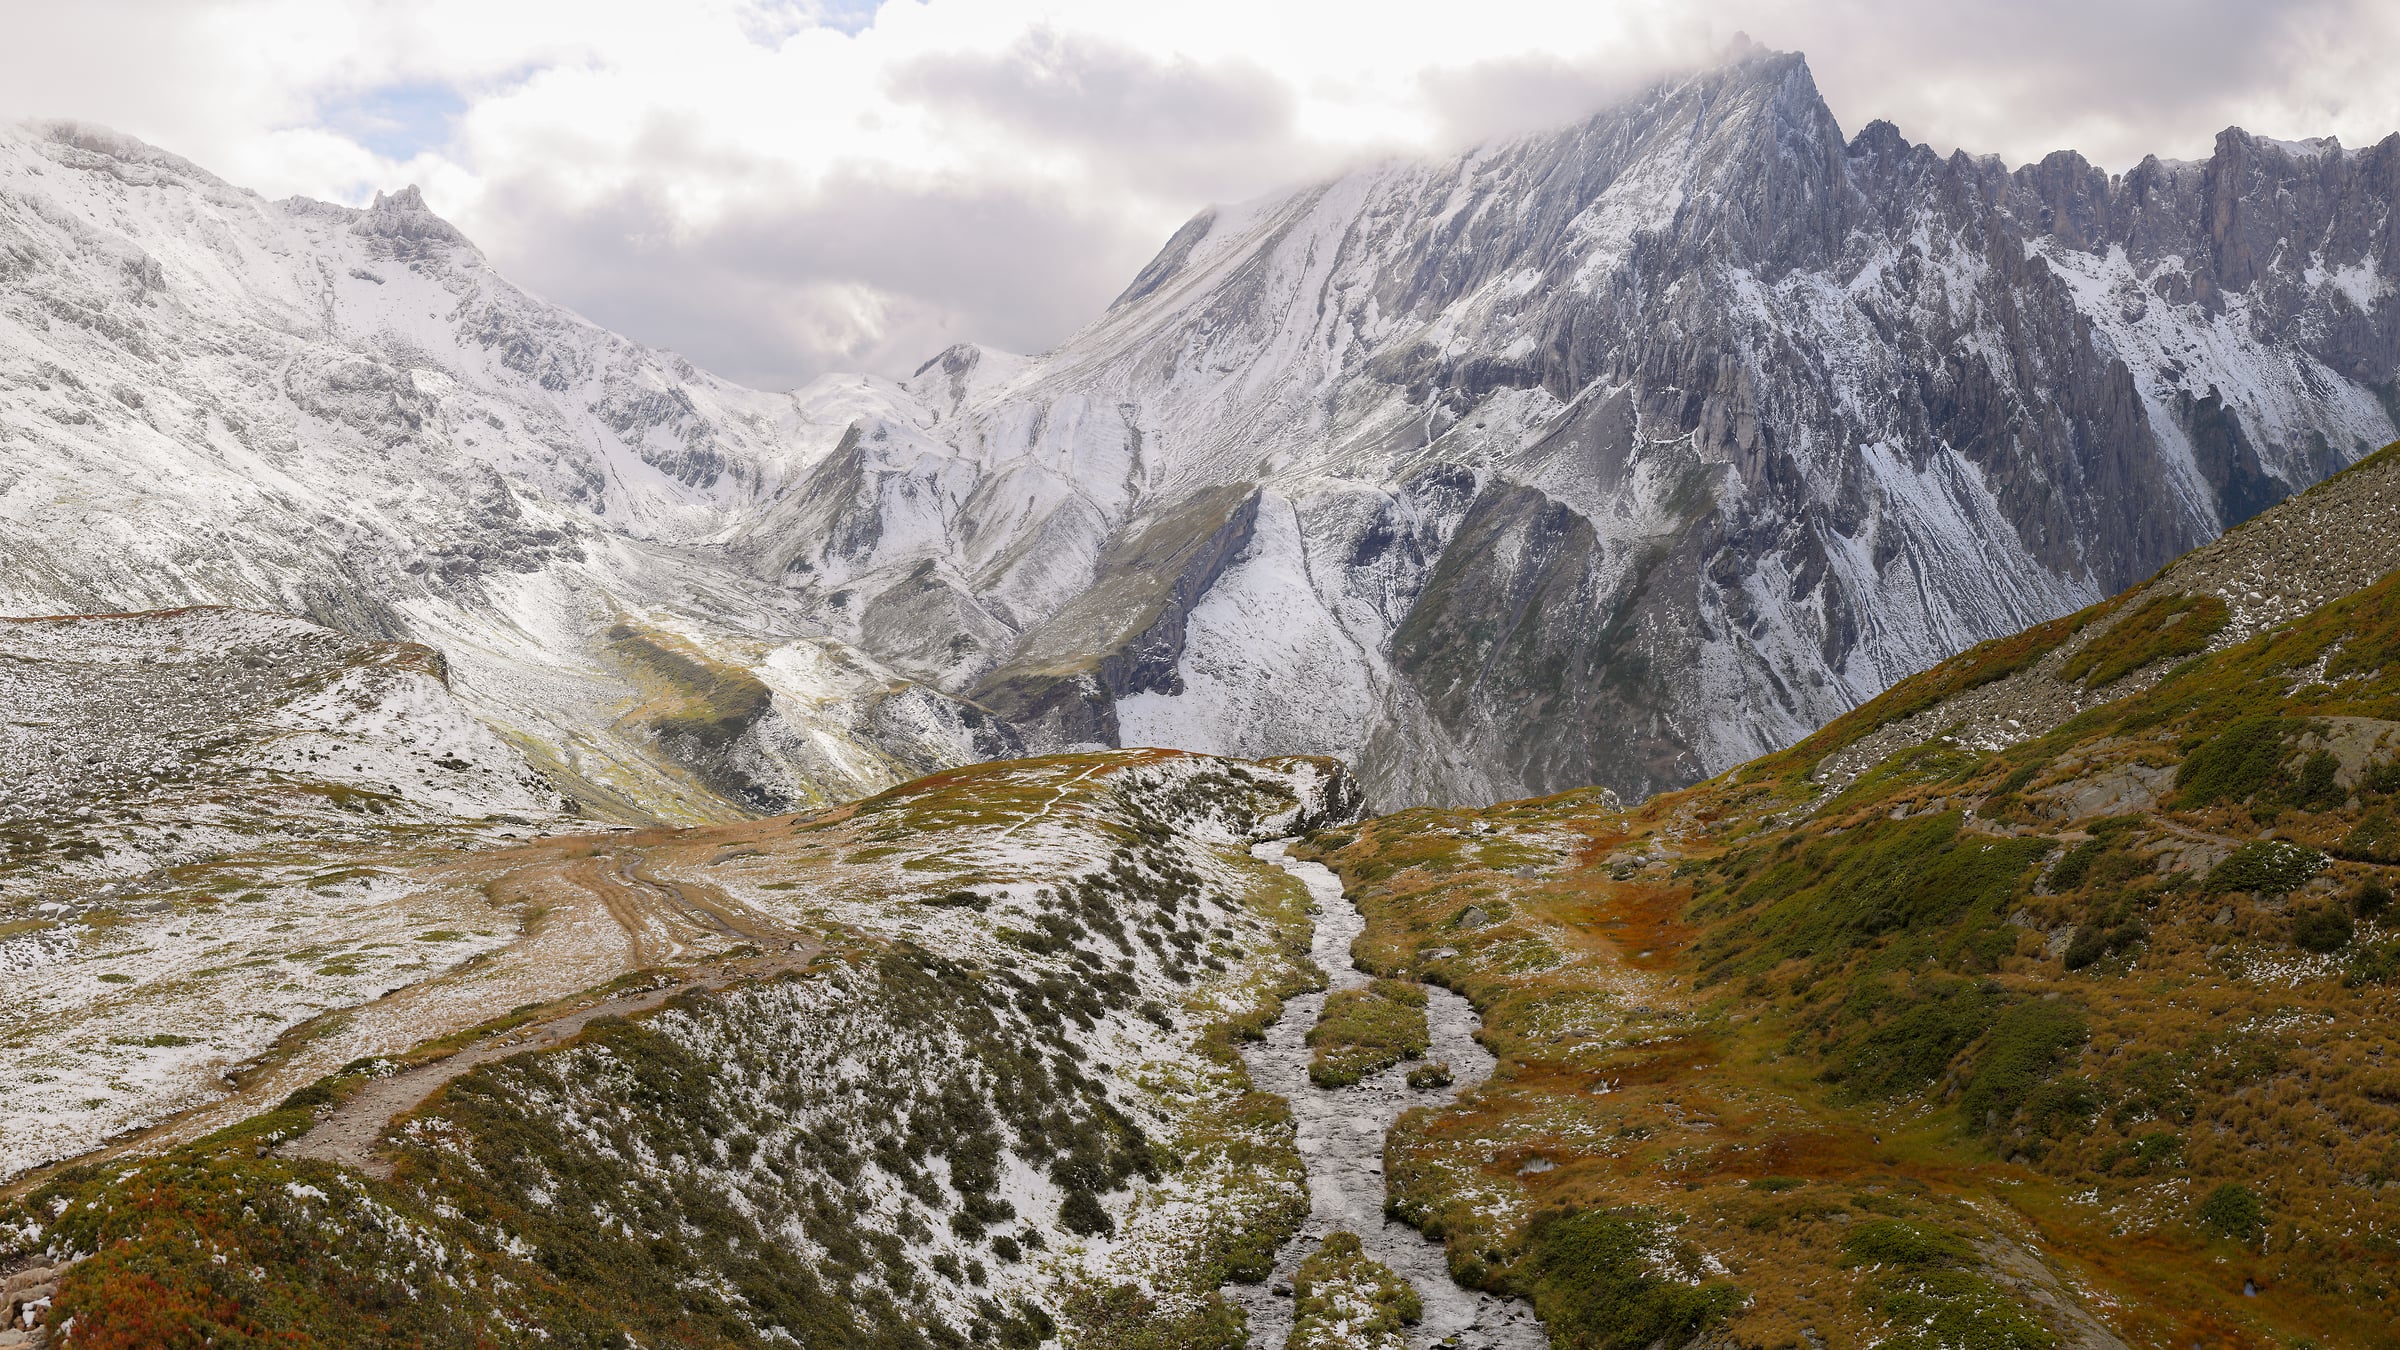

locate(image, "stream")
[[1232, 842, 1546, 1350]]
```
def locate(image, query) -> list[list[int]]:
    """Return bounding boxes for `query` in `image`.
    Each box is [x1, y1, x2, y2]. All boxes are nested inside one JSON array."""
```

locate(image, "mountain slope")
[[0, 123, 1007, 822], [1286, 440, 2400, 1349], [740, 47, 2400, 807], [6, 49, 2399, 816], [1, 751, 1361, 1347], [16, 443, 2400, 1349]]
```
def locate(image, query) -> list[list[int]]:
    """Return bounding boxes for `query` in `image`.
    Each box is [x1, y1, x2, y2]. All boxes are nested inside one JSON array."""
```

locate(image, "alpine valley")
[[5, 39, 2400, 1350]]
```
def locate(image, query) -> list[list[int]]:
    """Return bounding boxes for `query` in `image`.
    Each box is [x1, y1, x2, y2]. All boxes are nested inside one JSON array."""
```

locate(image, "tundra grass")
[[1303, 564, 2400, 1349]]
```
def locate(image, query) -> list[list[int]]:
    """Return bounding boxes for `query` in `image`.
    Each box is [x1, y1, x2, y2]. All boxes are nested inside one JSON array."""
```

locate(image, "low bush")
[[1695, 814, 2051, 979], [1842, 1220, 1973, 1268], [1288, 1231, 1420, 1346], [2063, 920, 2145, 970], [2292, 905, 2356, 952], [2195, 1183, 2264, 1242], [1058, 1281, 1244, 1350], [2097, 1131, 2184, 1176], [2176, 716, 2287, 807], [1307, 979, 1430, 1087], [1840, 1221, 2053, 1350], [2341, 812, 2400, 865], [1960, 1002, 2088, 1140], [1822, 979, 2002, 1101], [2347, 937, 2400, 987], [2059, 592, 2229, 688], [2203, 840, 2326, 896], [1516, 1208, 1744, 1350]]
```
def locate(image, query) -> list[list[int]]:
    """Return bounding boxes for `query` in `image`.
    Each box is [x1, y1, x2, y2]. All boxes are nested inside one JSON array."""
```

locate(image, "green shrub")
[[2292, 905, 2356, 953], [2353, 878, 2394, 918], [2290, 750, 2344, 810], [1288, 1231, 1420, 1342], [2098, 1131, 2184, 1176], [1822, 979, 2003, 1100], [1841, 1220, 1972, 1268], [1517, 1208, 1745, 1350], [1863, 1270, 2056, 1350], [2337, 813, 2400, 863], [1211, 1225, 1281, 1285], [1960, 1002, 2088, 1139], [1839, 1221, 2054, 1349], [2059, 592, 2229, 687], [2176, 716, 2287, 806], [2048, 839, 2107, 891], [2016, 1076, 2104, 1137], [1059, 1281, 1245, 1350], [2203, 840, 2326, 896], [2195, 1183, 2264, 1242], [1061, 1189, 1114, 1236], [1307, 979, 1431, 1087], [2063, 921, 2145, 971], [1696, 814, 2051, 978], [2346, 938, 2400, 987], [1995, 763, 2043, 797]]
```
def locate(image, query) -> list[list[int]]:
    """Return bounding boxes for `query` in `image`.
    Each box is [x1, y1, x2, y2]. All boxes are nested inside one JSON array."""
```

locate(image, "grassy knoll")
[[1297, 559, 2400, 1349]]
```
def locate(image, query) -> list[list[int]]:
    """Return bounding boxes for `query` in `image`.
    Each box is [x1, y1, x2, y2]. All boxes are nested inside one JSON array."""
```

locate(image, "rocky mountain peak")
[[5, 58, 2399, 817], [355, 183, 473, 253], [24, 118, 221, 186], [733, 47, 2400, 809]]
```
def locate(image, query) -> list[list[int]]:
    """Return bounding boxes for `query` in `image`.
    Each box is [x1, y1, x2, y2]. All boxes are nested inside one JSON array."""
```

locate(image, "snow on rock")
[[6, 53, 2400, 815], [0, 117, 999, 823]]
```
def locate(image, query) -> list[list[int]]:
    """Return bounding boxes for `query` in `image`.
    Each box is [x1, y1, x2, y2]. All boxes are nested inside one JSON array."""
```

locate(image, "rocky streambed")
[[1234, 842, 1545, 1349]]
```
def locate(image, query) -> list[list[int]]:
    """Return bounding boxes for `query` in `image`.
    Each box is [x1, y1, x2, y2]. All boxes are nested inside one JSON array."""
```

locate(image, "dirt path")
[[278, 854, 813, 1179], [2, 832, 812, 1201], [278, 944, 815, 1179], [990, 764, 1103, 841]]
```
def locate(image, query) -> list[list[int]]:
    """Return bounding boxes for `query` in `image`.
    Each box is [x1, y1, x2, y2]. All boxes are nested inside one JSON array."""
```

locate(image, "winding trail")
[[990, 763, 1104, 842], [1234, 842, 1545, 1350], [1, 831, 816, 1202], [278, 853, 814, 1178]]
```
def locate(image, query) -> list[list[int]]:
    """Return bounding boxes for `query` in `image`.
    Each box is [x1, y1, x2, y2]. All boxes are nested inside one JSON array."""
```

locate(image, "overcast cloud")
[[3, 0, 2396, 388]]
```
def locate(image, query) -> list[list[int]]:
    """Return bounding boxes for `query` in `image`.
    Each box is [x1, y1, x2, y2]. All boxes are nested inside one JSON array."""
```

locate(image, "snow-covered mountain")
[[5, 44, 2398, 810], [0, 122, 1013, 821], [743, 45, 2400, 805]]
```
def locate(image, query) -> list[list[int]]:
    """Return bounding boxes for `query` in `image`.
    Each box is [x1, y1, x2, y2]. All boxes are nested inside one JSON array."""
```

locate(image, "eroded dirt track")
[[4, 828, 815, 1197], [278, 846, 816, 1178]]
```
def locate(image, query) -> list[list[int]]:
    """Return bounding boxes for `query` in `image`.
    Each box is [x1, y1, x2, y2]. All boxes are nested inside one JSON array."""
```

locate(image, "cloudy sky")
[[4, 0, 2395, 389]]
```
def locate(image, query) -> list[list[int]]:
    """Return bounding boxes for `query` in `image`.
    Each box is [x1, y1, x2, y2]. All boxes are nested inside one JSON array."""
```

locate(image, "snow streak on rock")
[[5, 48, 2399, 811]]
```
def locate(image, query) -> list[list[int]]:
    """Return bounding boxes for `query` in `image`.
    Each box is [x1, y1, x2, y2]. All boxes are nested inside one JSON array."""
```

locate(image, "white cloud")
[[2, 0, 2396, 387]]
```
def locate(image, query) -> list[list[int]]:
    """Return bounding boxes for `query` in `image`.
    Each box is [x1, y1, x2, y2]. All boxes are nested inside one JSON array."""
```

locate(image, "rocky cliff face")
[[736, 48, 2400, 806], [4, 48, 2397, 811]]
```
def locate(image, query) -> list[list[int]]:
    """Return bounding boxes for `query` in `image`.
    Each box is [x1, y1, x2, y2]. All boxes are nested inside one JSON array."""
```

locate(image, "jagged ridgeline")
[[1286, 440, 2400, 1349], [8, 46, 2400, 816], [0, 752, 1363, 1348]]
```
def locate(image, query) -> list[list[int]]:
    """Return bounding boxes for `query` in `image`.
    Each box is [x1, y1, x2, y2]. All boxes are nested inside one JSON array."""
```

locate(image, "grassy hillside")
[[1289, 442, 2400, 1350], [2, 751, 1358, 1348]]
